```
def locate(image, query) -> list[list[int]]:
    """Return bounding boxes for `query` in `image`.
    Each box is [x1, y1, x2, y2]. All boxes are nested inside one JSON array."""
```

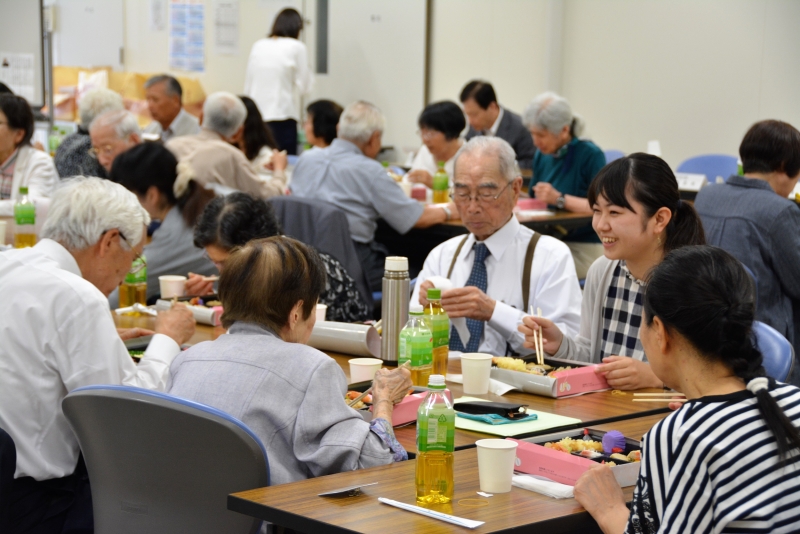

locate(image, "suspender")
[[446, 232, 542, 311]]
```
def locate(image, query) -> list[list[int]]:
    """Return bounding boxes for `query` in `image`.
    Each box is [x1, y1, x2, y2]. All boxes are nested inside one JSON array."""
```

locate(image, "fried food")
[[492, 357, 572, 377], [544, 437, 603, 453]]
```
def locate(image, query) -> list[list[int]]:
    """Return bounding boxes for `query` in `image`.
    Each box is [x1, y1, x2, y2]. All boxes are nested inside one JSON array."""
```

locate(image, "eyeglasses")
[[119, 231, 147, 274], [416, 128, 441, 141], [202, 249, 226, 271], [450, 181, 513, 205], [88, 145, 116, 159]]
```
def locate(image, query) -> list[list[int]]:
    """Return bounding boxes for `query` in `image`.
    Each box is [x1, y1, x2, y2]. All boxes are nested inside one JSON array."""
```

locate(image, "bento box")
[[347, 382, 452, 427], [490, 356, 609, 398], [508, 428, 641, 487]]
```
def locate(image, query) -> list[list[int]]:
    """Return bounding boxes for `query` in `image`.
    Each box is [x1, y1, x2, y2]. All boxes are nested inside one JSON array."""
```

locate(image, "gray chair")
[[269, 195, 374, 310], [62, 385, 268, 534]]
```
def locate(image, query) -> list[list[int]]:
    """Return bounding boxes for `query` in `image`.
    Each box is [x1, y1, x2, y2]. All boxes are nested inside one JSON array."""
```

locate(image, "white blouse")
[[244, 37, 313, 122], [409, 143, 463, 187]]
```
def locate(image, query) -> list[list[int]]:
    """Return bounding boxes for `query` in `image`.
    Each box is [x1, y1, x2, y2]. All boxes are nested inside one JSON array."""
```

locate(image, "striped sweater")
[[626, 382, 800, 533]]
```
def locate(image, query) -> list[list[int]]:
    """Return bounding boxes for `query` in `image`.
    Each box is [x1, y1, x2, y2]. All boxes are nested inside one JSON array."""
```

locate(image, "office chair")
[[753, 321, 795, 383], [0, 428, 15, 533], [676, 154, 738, 183], [62, 386, 268, 534], [603, 149, 625, 164]]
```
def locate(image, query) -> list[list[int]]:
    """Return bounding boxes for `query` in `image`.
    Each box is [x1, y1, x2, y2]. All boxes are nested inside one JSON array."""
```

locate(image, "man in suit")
[[460, 80, 536, 169]]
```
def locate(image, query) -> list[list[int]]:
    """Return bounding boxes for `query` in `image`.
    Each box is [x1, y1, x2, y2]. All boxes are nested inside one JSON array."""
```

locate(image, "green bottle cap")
[[382, 161, 389, 168], [18, 186, 29, 195], [427, 288, 441, 299], [437, 161, 445, 168]]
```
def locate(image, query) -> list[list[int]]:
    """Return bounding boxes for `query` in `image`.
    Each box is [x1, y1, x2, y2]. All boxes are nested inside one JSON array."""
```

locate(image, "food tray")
[[509, 428, 641, 487], [490, 357, 609, 398]]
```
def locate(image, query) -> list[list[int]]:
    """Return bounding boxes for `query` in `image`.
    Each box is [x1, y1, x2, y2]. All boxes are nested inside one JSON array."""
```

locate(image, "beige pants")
[[566, 242, 605, 280]]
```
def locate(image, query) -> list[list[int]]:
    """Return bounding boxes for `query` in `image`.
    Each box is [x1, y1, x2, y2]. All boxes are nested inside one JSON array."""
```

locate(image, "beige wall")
[[428, 0, 549, 118], [560, 0, 800, 166]]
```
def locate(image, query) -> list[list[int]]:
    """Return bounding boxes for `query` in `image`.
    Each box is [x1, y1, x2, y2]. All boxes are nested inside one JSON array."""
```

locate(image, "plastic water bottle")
[[13, 187, 36, 248], [424, 288, 450, 376], [399, 306, 433, 387], [118, 255, 147, 312], [381, 256, 410, 362], [432, 161, 449, 204], [416, 374, 454, 504]]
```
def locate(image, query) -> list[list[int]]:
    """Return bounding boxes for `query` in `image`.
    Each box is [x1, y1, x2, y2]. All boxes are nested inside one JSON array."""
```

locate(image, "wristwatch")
[[440, 205, 452, 221], [555, 195, 566, 210]]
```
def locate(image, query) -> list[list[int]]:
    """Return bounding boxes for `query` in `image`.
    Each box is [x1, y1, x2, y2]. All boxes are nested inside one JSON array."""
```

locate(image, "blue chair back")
[[753, 321, 795, 382], [0, 428, 15, 533], [62, 386, 268, 534], [604, 149, 625, 164], [676, 154, 738, 183]]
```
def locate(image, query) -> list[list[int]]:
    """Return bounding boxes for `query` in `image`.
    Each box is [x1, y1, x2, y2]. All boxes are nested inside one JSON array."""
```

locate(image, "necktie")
[[450, 243, 490, 353]]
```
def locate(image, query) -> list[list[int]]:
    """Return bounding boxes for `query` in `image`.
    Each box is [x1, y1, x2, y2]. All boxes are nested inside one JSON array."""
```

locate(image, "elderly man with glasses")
[[413, 137, 581, 357], [0, 177, 195, 533], [88, 109, 142, 174]]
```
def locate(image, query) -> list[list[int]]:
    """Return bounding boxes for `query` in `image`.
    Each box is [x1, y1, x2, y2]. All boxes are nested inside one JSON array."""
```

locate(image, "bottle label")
[[400, 329, 432, 367], [124, 257, 147, 284], [14, 204, 35, 226], [417, 407, 455, 452], [429, 315, 450, 349], [433, 171, 449, 192]]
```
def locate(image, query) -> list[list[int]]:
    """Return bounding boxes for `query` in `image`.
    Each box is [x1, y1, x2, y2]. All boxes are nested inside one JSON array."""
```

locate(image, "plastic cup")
[[0, 220, 6, 245], [349, 358, 383, 383], [476, 439, 518, 493], [316, 303, 327, 321], [159, 275, 187, 299], [399, 182, 413, 197], [460, 353, 493, 394]]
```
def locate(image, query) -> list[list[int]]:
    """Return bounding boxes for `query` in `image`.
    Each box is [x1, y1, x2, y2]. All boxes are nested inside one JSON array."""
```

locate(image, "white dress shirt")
[[0, 239, 181, 480], [143, 108, 201, 143], [244, 37, 313, 122], [412, 216, 582, 356], [409, 142, 464, 186], [488, 107, 505, 136]]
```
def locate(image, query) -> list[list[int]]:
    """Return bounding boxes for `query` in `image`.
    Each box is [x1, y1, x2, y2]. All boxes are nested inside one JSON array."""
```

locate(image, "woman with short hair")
[[168, 236, 412, 485], [575, 245, 800, 533], [520, 153, 706, 390], [407, 101, 466, 188], [523, 92, 606, 277], [108, 142, 216, 306], [244, 8, 313, 155], [185, 192, 372, 322], [0, 94, 58, 216], [303, 99, 343, 149]]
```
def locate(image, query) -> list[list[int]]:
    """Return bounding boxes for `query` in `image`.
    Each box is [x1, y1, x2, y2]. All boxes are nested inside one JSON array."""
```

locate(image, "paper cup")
[[349, 358, 383, 383], [399, 181, 413, 197], [460, 353, 493, 394], [476, 439, 518, 493], [316, 303, 327, 321], [159, 275, 187, 299], [0, 220, 6, 245]]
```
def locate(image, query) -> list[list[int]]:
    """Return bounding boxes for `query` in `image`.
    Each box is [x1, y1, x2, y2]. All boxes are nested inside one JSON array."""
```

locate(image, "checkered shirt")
[[600, 261, 646, 361]]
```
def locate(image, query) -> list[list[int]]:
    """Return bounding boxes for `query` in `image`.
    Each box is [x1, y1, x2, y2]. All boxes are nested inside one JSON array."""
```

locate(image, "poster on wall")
[[0, 53, 35, 102], [169, 0, 205, 72], [213, 0, 239, 56]]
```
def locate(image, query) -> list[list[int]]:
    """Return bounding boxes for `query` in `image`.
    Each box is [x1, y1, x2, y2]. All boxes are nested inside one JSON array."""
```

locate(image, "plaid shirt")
[[0, 149, 18, 200], [600, 261, 646, 361]]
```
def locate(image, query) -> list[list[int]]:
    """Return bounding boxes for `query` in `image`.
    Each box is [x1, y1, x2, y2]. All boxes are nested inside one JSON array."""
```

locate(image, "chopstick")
[[633, 392, 686, 397], [347, 361, 411, 408], [201, 275, 219, 282], [348, 387, 372, 407], [632, 398, 688, 403], [537, 307, 544, 366], [529, 305, 544, 366]]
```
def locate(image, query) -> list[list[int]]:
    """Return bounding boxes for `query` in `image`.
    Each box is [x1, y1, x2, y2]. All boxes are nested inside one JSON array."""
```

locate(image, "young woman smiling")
[[519, 153, 706, 390]]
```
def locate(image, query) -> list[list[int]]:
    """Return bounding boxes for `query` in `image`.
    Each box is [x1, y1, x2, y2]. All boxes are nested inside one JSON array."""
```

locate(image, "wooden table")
[[115, 317, 668, 451], [375, 211, 593, 276], [228, 447, 629, 534]]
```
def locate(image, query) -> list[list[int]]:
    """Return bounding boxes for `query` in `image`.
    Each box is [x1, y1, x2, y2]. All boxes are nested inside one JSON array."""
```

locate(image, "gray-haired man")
[[143, 74, 200, 142]]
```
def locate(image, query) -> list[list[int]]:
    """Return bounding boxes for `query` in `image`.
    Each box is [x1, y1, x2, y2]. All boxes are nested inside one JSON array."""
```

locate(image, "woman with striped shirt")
[[520, 153, 706, 390], [574, 245, 800, 533]]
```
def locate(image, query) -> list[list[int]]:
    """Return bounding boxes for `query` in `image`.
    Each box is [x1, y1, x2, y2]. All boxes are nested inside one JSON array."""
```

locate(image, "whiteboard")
[[0, 0, 45, 107]]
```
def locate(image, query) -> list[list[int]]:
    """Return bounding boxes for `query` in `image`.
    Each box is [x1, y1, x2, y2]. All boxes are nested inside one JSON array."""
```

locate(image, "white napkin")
[[512, 475, 574, 499], [425, 276, 470, 345]]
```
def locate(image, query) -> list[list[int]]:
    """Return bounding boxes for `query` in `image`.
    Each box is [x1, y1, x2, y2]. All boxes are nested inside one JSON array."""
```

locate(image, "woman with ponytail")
[[574, 245, 800, 533], [520, 153, 706, 389], [108, 142, 217, 307]]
